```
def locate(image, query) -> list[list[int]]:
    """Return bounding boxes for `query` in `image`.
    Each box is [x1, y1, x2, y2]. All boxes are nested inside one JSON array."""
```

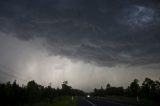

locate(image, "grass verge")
[[95, 96, 156, 105], [18, 96, 76, 106]]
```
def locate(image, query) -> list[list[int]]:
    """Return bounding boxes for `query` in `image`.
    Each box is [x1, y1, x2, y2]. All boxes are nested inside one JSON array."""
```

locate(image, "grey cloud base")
[[0, 0, 160, 67]]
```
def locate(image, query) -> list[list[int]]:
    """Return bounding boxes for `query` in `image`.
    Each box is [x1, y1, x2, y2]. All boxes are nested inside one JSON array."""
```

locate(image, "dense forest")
[[0, 77, 160, 105]]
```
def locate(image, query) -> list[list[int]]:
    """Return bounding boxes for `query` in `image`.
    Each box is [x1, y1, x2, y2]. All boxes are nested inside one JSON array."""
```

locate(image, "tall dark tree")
[[106, 83, 111, 89], [128, 79, 140, 97], [141, 78, 156, 99]]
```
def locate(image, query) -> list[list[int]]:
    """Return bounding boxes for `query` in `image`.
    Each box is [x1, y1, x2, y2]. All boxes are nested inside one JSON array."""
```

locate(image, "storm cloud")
[[0, 0, 160, 91]]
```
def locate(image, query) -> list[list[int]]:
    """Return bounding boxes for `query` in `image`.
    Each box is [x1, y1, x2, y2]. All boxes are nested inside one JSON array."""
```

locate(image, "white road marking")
[[86, 97, 133, 106], [102, 100, 132, 106], [83, 98, 97, 106], [83, 97, 135, 106]]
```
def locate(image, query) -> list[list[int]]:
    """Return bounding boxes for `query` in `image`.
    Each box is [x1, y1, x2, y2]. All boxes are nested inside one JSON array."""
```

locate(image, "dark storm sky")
[[0, 0, 160, 91]]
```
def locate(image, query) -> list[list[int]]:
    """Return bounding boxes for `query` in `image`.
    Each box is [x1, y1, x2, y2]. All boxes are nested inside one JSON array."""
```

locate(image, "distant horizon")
[[0, 76, 159, 92]]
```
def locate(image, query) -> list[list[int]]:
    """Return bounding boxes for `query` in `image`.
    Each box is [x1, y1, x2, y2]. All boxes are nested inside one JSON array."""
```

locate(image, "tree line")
[[0, 80, 85, 105], [0, 77, 159, 105], [91, 77, 160, 102]]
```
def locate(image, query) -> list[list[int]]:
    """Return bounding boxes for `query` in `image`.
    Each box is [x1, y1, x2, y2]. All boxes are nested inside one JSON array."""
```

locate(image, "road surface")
[[77, 97, 152, 106]]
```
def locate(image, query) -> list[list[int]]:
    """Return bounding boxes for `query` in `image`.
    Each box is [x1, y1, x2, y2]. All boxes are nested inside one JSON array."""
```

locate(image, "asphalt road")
[[77, 97, 152, 106]]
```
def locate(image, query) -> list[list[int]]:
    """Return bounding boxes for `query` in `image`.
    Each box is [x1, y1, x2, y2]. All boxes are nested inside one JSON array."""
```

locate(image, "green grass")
[[18, 96, 76, 106], [96, 96, 155, 105]]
